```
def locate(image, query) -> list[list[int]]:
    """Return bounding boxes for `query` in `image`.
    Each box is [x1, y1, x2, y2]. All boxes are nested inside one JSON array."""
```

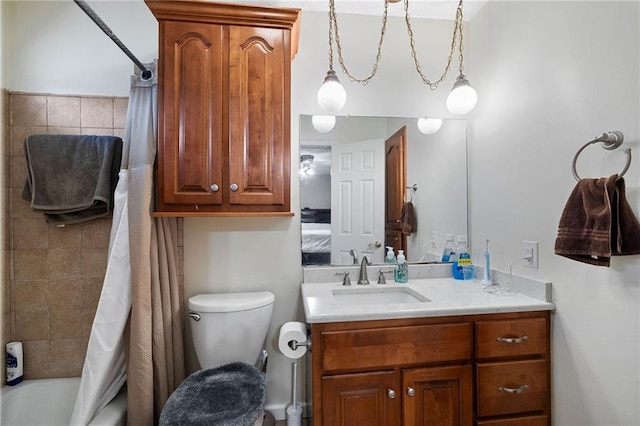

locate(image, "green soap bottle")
[[394, 250, 408, 283]]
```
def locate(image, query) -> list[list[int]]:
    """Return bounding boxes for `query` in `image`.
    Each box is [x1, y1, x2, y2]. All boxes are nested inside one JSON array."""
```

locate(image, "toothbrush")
[[481, 239, 492, 286]]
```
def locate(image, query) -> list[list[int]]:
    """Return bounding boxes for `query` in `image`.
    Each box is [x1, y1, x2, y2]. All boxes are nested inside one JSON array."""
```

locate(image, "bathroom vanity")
[[301, 272, 554, 426]]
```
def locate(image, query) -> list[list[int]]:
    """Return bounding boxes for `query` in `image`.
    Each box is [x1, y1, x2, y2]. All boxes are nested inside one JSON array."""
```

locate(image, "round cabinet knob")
[[387, 389, 396, 399], [407, 387, 416, 397], [210, 184, 219, 192], [230, 183, 239, 192]]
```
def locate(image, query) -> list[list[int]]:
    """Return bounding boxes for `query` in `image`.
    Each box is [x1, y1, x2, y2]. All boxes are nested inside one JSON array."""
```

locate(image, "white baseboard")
[[264, 402, 309, 421]]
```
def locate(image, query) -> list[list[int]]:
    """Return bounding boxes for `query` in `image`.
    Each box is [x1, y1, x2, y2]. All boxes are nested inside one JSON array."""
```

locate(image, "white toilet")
[[188, 291, 275, 369], [160, 291, 275, 426]]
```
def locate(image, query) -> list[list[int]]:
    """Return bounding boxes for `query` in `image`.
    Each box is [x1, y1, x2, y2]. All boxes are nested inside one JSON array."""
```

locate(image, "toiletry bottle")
[[441, 234, 455, 262], [385, 246, 396, 264], [452, 235, 472, 280], [394, 250, 408, 283], [6, 341, 23, 386]]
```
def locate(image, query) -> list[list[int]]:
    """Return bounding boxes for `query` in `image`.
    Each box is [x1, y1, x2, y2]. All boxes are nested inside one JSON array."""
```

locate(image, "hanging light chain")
[[456, 0, 465, 75], [330, 0, 390, 85], [404, 0, 465, 90], [327, 2, 335, 71]]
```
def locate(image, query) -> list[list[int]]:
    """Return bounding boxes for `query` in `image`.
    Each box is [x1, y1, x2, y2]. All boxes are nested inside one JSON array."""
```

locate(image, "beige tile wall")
[[6, 93, 129, 379]]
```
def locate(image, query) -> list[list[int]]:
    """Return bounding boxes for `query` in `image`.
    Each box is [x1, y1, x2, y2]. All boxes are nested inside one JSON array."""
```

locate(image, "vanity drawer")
[[476, 359, 548, 417], [321, 323, 472, 372], [476, 414, 548, 426], [476, 317, 547, 359]]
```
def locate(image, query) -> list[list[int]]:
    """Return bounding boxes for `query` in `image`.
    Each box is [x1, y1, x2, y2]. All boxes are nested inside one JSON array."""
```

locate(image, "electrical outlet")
[[523, 241, 539, 268]]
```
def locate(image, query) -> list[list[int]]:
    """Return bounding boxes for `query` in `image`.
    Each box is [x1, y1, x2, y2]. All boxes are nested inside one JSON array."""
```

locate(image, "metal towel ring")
[[571, 131, 632, 181]]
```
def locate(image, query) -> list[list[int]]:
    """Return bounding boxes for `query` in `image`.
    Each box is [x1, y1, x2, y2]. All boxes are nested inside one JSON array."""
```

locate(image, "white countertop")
[[302, 278, 555, 323]]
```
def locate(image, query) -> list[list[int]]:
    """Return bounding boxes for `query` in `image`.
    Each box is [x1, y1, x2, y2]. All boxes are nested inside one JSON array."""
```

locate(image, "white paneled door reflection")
[[331, 138, 385, 265]]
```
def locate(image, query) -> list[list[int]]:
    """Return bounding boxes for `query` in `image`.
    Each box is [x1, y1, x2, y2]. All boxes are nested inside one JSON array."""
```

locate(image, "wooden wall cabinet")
[[146, 1, 300, 216], [310, 311, 551, 425]]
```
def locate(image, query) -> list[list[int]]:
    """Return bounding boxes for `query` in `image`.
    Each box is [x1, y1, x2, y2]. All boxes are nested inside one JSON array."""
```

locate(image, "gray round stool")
[[160, 362, 266, 426]]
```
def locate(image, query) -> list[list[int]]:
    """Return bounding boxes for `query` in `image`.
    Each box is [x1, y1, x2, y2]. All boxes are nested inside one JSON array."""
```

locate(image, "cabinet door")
[[322, 370, 401, 426], [228, 25, 289, 207], [159, 21, 224, 207], [403, 365, 473, 426]]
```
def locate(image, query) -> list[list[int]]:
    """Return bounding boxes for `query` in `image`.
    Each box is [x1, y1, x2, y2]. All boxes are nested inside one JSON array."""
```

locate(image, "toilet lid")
[[159, 362, 265, 426], [188, 291, 275, 313]]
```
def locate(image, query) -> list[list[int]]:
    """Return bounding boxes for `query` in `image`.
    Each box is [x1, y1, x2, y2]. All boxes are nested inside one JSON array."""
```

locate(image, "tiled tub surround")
[[1, 92, 184, 381], [5, 93, 126, 380], [302, 263, 554, 323]]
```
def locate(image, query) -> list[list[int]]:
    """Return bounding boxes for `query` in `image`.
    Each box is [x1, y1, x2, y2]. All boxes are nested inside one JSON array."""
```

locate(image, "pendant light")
[[446, 74, 477, 115], [312, 114, 336, 133], [317, 0, 478, 115], [317, 0, 346, 112], [317, 71, 346, 113], [417, 117, 443, 135]]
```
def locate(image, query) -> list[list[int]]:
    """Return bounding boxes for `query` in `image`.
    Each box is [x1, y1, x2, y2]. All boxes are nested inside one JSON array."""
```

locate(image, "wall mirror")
[[299, 114, 468, 266]]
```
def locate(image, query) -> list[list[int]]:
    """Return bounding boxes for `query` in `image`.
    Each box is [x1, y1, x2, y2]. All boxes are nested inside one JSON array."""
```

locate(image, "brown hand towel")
[[399, 201, 417, 236], [554, 174, 640, 266]]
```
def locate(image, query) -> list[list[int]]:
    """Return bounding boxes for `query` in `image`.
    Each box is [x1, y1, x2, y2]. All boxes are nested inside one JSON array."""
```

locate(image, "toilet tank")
[[188, 291, 275, 369]]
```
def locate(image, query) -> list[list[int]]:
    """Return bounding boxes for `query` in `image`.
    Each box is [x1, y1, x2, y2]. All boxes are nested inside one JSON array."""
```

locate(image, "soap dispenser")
[[385, 246, 396, 264], [394, 250, 408, 283], [452, 235, 472, 280], [442, 234, 455, 262]]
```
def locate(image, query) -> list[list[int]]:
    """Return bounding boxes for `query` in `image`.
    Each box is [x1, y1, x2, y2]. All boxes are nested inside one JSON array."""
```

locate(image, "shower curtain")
[[71, 61, 185, 425]]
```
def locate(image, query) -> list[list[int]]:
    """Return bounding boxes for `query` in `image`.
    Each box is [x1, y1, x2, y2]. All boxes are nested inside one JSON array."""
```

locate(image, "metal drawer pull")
[[387, 389, 396, 399], [499, 384, 529, 394], [407, 387, 415, 397], [497, 335, 529, 344]]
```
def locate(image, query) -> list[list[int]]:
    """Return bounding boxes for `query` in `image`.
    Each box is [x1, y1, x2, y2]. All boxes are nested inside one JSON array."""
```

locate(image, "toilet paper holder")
[[288, 338, 311, 352]]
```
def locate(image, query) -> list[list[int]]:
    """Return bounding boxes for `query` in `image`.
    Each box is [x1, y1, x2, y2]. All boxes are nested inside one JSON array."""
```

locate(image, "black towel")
[[554, 174, 640, 266], [22, 134, 122, 225]]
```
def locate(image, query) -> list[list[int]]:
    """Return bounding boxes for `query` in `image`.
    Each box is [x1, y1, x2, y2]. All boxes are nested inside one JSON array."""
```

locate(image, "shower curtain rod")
[[73, 0, 153, 80]]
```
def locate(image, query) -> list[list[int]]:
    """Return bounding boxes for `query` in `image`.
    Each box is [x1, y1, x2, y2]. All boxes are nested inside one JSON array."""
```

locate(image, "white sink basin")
[[331, 286, 430, 305]]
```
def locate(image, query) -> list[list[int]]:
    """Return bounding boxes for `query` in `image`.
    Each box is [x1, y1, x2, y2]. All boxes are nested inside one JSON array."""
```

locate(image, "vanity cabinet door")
[[321, 370, 401, 426], [403, 365, 473, 426]]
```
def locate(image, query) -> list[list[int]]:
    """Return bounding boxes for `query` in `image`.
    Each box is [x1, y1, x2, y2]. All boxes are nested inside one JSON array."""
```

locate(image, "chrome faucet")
[[357, 256, 371, 285], [349, 249, 358, 265]]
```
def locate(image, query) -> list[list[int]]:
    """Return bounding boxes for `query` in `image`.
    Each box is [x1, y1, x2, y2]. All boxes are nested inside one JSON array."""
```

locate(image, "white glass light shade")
[[446, 74, 478, 115], [312, 115, 336, 133], [317, 70, 346, 113], [417, 117, 443, 135]]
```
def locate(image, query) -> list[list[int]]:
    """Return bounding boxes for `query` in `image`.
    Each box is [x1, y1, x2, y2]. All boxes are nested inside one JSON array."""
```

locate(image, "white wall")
[[468, 2, 640, 425], [6, 1, 640, 423], [6, 1, 157, 96]]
